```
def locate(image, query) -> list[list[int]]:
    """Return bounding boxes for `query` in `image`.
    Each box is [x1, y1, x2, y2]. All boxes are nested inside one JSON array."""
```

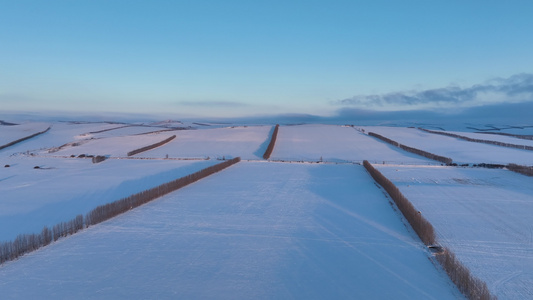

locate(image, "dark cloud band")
[[335, 73, 533, 109]]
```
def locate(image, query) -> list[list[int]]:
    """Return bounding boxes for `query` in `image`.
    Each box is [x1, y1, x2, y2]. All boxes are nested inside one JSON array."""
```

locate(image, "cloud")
[[334, 73, 533, 110], [176, 100, 249, 107]]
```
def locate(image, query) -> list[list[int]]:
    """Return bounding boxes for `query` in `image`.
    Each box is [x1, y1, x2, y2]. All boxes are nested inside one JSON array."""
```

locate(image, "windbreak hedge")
[[363, 160, 435, 245], [363, 160, 497, 300], [420, 128, 533, 151], [263, 124, 279, 160], [0, 127, 51, 150], [127, 135, 176, 156], [86, 157, 240, 226], [507, 164, 533, 177]]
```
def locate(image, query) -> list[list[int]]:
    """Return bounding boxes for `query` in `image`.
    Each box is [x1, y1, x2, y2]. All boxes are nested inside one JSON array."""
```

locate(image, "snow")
[[4, 118, 531, 298], [45, 132, 176, 157], [0, 122, 128, 157], [0, 162, 462, 299], [376, 165, 533, 300], [362, 126, 533, 165], [0, 122, 50, 146], [84, 125, 182, 139], [141, 126, 273, 160], [431, 129, 533, 147], [271, 124, 434, 164], [0, 156, 217, 241]]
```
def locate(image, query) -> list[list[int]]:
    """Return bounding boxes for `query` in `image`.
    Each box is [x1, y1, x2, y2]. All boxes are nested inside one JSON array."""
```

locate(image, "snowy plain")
[[0, 156, 217, 241], [376, 165, 533, 299], [1, 119, 532, 299], [271, 124, 434, 164], [361, 126, 533, 165], [142, 125, 273, 160], [428, 129, 533, 148], [0, 122, 129, 157], [0, 162, 462, 299], [46, 132, 177, 157], [0, 122, 50, 147]]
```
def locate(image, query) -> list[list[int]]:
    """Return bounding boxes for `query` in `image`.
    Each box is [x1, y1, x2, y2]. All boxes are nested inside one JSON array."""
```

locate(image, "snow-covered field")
[[362, 126, 533, 165], [271, 124, 434, 164], [2, 120, 532, 299], [84, 125, 181, 139], [376, 165, 533, 299], [0, 122, 128, 157], [0, 122, 50, 147], [0, 156, 217, 241], [47, 132, 177, 157], [428, 129, 533, 147], [0, 162, 462, 299], [142, 125, 272, 160]]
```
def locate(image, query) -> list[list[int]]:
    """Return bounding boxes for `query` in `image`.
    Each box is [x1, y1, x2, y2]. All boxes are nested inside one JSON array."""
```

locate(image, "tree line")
[[127, 135, 176, 156], [507, 164, 533, 177], [263, 124, 279, 160], [437, 248, 495, 300], [363, 160, 436, 245], [419, 128, 533, 151], [0, 157, 240, 266], [363, 160, 496, 300], [368, 132, 453, 164], [0, 126, 51, 151]]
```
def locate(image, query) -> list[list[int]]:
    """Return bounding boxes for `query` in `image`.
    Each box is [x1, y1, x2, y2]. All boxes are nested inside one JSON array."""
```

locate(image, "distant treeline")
[[0, 126, 51, 151], [419, 128, 533, 151], [0, 157, 240, 266], [263, 124, 279, 160], [476, 131, 533, 141], [368, 132, 453, 164], [127, 135, 176, 156], [363, 160, 496, 300], [507, 164, 533, 177]]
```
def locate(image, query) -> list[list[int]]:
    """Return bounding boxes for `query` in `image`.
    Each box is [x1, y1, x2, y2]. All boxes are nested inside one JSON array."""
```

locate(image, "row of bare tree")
[[419, 128, 533, 151], [127, 135, 176, 156], [368, 132, 453, 164], [86, 157, 240, 225], [0, 126, 51, 151], [263, 124, 279, 159], [0, 215, 84, 264], [476, 131, 533, 141], [363, 160, 496, 300], [363, 160, 435, 245], [0, 157, 240, 266], [507, 163, 533, 177], [437, 249, 495, 300]]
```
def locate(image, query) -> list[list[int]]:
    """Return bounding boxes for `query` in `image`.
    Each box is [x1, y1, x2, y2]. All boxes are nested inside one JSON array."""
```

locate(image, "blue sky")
[[1, 1, 533, 118]]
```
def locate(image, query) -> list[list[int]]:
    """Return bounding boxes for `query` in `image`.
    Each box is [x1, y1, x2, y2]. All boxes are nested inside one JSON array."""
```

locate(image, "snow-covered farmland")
[[429, 129, 533, 148], [362, 126, 533, 165], [0, 122, 129, 157], [0, 156, 217, 241], [84, 125, 182, 139], [376, 165, 533, 299], [0, 122, 50, 147], [47, 132, 176, 157], [271, 124, 434, 164], [142, 125, 273, 160], [0, 162, 461, 299]]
